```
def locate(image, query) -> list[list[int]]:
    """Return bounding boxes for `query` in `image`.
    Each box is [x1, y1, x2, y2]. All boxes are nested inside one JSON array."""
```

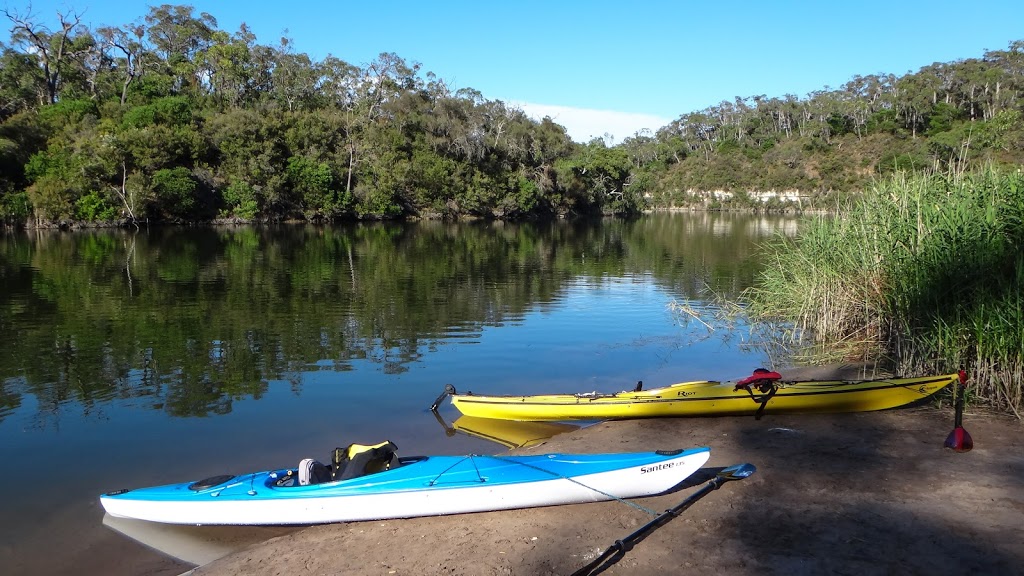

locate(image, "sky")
[[7, 1, 1024, 142]]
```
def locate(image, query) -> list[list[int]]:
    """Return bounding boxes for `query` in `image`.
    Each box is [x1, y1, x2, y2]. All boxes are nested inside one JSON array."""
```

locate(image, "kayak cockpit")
[[268, 442, 425, 488]]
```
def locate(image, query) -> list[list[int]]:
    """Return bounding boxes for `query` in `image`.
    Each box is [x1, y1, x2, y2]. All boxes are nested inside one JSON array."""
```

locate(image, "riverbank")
[[191, 397, 1023, 574]]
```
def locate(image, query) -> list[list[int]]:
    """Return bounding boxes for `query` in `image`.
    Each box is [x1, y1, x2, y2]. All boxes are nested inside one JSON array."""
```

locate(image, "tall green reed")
[[745, 168, 1024, 415]]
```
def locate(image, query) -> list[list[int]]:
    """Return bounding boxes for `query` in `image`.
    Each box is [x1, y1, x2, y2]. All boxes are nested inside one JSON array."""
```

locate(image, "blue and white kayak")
[[100, 448, 711, 525]]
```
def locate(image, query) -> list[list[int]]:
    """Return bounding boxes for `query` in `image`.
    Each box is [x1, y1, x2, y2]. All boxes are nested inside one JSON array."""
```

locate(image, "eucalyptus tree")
[[651, 124, 691, 165], [96, 22, 147, 105], [894, 73, 935, 138], [620, 130, 658, 169], [362, 52, 422, 120], [985, 40, 1024, 107], [269, 36, 321, 112], [143, 4, 217, 95], [338, 52, 425, 217], [198, 26, 260, 109], [0, 46, 40, 118], [802, 89, 838, 143], [315, 55, 361, 197], [3, 6, 91, 104], [675, 111, 719, 160]]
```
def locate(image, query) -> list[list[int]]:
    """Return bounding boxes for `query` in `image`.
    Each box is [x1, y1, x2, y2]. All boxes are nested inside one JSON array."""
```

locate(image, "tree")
[[198, 25, 261, 109], [96, 23, 147, 105], [143, 4, 217, 95], [4, 7, 90, 104], [0, 47, 41, 117]]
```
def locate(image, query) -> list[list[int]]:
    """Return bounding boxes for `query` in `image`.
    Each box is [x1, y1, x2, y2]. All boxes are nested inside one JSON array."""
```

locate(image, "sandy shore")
[[189, 392, 1023, 576]]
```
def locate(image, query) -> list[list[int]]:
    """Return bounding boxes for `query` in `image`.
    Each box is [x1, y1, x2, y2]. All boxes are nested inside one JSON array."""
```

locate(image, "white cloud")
[[512, 101, 671, 144]]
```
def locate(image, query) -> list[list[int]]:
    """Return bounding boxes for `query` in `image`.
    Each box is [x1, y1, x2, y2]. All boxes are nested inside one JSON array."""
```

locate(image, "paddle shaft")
[[953, 379, 965, 428], [571, 464, 755, 576], [617, 474, 725, 544]]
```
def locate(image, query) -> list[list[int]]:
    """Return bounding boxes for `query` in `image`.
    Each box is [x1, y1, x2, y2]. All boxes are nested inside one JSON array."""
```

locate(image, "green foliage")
[[26, 173, 77, 219], [205, 109, 288, 211], [36, 98, 100, 131], [286, 155, 348, 217], [926, 102, 964, 135], [406, 146, 457, 214], [23, 148, 96, 219], [877, 150, 928, 175], [150, 166, 198, 219], [0, 191, 30, 223], [128, 73, 177, 104], [827, 112, 854, 137], [498, 175, 541, 218], [221, 180, 260, 219], [74, 190, 119, 221], [865, 109, 900, 134], [716, 139, 741, 154], [25, 150, 56, 183], [354, 183, 402, 219], [121, 96, 194, 128], [0, 112, 46, 191]]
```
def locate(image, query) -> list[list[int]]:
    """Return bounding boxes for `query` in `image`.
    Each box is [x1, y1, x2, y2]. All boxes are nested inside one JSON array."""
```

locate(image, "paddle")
[[944, 370, 973, 452], [570, 463, 756, 576]]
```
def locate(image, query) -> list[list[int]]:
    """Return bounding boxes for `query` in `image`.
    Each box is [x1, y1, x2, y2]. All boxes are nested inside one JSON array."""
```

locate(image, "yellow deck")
[[448, 374, 959, 421]]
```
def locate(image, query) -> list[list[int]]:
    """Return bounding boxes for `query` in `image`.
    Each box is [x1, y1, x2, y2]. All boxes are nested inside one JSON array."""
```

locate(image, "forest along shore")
[[5, 6, 1024, 227], [192, 390, 1023, 574]]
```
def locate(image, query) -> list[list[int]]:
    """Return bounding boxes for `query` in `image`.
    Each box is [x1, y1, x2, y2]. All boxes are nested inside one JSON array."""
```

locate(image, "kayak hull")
[[100, 448, 710, 525], [448, 374, 959, 421]]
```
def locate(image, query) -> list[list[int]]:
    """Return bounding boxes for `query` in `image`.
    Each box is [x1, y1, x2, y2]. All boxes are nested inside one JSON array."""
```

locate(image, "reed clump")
[[744, 169, 1024, 416]]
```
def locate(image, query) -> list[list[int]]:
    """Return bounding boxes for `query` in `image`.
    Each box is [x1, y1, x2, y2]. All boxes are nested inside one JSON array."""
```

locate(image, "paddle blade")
[[944, 426, 974, 452], [717, 463, 757, 481]]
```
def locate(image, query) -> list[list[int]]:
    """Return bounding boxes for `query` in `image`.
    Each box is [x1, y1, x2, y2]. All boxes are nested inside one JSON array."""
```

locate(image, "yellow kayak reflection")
[[435, 412, 580, 449]]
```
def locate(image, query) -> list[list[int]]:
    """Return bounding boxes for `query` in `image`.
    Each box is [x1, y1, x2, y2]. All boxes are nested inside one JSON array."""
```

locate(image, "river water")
[[0, 212, 797, 575]]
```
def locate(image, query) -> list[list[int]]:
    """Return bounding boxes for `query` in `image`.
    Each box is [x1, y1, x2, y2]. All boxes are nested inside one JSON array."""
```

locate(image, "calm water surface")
[[0, 213, 797, 575]]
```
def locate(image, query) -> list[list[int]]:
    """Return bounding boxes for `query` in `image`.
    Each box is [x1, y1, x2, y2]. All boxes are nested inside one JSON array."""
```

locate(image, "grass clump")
[[744, 169, 1024, 415]]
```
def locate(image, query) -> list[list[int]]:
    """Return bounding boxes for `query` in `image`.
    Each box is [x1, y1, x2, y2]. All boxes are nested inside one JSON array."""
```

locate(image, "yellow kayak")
[[437, 372, 960, 422]]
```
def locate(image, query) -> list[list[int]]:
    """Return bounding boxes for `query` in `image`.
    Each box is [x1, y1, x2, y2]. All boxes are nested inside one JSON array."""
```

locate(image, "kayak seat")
[[331, 441, 399, 481], [298, 458, 331, 486]]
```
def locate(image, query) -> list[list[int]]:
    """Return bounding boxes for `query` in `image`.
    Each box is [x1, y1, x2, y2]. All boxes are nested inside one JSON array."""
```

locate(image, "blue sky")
[[9, 1, 1024, 141]]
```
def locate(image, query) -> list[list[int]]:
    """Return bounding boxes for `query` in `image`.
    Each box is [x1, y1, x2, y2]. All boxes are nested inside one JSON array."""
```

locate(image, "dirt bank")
[[191, 398, 1023, 576]]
